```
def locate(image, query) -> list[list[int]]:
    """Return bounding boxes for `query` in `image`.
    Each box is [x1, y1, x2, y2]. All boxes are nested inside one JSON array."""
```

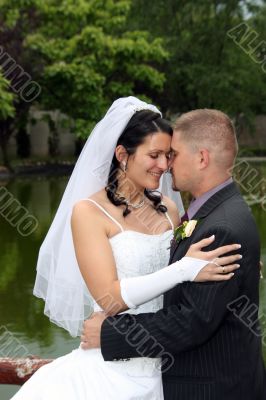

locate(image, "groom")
[[82, 109, 266, 399]]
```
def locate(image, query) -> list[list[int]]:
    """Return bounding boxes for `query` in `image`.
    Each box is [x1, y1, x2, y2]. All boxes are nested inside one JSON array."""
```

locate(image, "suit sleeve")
[[100, 226, 243, 360]]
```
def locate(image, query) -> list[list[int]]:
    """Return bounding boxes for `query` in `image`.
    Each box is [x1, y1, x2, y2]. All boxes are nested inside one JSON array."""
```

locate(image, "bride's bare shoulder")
[[71, 189, 118, 238], [72, 189, 107, 218], [73, 189, 106, 208]]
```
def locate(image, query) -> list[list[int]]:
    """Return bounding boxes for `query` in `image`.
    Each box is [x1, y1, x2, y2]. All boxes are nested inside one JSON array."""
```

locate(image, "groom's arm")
[[101, 225, 251, 361]]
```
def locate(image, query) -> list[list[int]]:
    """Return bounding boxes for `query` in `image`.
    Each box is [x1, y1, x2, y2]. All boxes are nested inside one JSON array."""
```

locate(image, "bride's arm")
[[71, 201, 241, 316], [120, 239, 241, 310], [120, 196, 242, 310], [71, 201, 128, 315]]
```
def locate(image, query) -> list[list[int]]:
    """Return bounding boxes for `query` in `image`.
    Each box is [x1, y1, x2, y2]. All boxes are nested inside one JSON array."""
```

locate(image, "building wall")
[[7, 111, 266, 160], [27, 108, 75, 158]]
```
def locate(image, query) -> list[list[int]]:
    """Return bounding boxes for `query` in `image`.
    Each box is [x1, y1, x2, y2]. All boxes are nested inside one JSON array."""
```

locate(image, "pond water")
[[0, 162, 266, 399]]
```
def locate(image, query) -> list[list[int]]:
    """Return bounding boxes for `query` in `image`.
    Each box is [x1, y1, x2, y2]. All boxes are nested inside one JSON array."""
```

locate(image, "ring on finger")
[[221, 266, 226, 274]]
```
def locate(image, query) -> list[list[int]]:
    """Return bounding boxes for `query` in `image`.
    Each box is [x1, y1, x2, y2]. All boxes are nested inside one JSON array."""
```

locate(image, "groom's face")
[[169, 130, 200, 192]]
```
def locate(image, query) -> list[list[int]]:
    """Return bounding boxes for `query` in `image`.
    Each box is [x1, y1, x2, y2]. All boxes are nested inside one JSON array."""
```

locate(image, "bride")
[[11, 97, 241, 400]]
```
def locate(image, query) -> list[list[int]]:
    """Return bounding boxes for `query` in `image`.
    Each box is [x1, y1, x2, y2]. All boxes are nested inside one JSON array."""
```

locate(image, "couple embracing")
[[12, 97, 266, 400]]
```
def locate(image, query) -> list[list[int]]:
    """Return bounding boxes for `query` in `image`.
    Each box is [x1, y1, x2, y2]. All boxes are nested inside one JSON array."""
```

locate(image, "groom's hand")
[[81, 311, 106, 349]]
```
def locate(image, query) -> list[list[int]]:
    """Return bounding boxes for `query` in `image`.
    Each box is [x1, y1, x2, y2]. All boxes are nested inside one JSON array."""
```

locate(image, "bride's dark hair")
[[105, 109, 173, 217]]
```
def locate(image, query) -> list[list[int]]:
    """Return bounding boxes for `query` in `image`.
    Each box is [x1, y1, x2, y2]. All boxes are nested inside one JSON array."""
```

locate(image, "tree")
[[23, 0, 168, 138], [0, 71, 15, 120], [0, 70, 15, 168], [0, 0, 41, 168], [0, 0, 168, 166], [128, 0, 266, 119]]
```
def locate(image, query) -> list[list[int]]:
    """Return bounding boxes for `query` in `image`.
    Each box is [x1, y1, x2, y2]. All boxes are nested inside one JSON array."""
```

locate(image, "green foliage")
[[0, 0, 41, 167], [22, 0, 167, 137], [1, 0, 266, 156], [0, 0, 167, 161], [0, 70, 15, 120], [129, 0, 266, 117]]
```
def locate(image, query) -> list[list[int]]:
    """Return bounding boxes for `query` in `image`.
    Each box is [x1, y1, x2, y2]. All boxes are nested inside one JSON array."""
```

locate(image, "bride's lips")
[[148, 171, 162, 179]]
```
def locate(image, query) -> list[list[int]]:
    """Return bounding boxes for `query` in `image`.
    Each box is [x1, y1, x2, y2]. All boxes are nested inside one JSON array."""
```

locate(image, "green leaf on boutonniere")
[[174, 219, 199, 243]]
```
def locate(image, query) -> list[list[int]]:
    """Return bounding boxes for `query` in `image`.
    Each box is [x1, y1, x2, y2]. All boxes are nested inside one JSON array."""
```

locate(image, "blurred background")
[[0, 1, 266, 398]]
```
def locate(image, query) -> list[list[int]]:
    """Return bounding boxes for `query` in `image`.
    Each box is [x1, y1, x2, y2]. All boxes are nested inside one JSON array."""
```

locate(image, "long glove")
[[120, 257, 208, 309]]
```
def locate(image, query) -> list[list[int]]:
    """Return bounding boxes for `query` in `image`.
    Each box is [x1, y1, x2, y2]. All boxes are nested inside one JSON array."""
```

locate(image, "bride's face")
[[126, 132, 172, 191]]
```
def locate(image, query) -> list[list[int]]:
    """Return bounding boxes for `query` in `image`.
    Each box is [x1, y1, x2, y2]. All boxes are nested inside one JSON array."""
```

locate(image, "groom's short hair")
[[174, 109, 238, 168]]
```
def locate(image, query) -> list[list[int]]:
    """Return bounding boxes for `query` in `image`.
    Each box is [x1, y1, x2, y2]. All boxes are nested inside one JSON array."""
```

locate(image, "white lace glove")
[[120, 257, 208, 309]]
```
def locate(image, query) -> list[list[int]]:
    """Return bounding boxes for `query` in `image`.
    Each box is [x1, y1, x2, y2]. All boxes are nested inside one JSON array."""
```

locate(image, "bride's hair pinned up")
[[105, 110, 173, 216]]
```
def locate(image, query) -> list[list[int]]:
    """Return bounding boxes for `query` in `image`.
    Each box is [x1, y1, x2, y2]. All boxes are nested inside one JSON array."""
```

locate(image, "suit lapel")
[[192, 182, 240, 220], [169, 182, 240, 263]]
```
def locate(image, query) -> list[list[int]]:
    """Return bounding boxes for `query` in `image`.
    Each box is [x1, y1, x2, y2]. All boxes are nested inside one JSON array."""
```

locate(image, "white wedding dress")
[[12, 204, 181, 400]]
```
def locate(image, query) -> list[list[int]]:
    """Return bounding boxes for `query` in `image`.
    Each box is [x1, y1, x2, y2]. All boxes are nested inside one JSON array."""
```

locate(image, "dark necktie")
[[180, 211, 189, 224]]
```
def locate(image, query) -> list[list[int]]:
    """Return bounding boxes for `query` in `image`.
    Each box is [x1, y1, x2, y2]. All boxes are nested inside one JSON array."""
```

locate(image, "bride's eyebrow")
[[148, 148, 170, 153]]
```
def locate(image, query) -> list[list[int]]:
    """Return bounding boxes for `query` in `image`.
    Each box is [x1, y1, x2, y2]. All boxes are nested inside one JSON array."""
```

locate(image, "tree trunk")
[[0, 120, 14, 172], [0, 140, 12, 171]]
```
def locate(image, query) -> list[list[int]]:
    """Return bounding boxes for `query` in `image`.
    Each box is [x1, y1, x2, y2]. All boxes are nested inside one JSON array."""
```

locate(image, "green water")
[[0, 165, 266, 399]]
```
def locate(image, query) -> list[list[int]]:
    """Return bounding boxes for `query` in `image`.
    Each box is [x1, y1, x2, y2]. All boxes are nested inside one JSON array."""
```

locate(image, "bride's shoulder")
[[73, 189, 106, 211], [71, 200, 97, 227], [72, 189, 115, 225], [162, 195, 180, 228], [71, 192, 109, 233], [72, 195, 100, 219]]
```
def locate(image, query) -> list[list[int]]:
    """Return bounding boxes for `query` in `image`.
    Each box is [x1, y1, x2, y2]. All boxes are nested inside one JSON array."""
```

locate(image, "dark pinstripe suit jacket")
[[101, 182, 266, 399]]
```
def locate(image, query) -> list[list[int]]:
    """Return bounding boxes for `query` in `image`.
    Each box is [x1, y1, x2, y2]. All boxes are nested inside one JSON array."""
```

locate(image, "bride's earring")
[[122, 161, 127, 174]]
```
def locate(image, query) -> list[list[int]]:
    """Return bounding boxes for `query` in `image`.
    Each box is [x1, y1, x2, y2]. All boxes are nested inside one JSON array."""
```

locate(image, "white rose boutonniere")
[[174, 219, 199, 242], [184, 220, 198, 237]]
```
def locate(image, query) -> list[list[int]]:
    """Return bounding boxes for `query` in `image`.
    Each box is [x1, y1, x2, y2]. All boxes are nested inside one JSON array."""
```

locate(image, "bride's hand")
[[186, 235, 242, 282]]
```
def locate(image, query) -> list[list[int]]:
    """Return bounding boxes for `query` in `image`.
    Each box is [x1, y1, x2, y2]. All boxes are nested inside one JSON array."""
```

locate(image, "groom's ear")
[[198, 148, 210, 170]]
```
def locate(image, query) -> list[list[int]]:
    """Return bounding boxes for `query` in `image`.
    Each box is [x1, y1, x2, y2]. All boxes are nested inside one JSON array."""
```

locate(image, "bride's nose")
[[157, 155, 169, 171]]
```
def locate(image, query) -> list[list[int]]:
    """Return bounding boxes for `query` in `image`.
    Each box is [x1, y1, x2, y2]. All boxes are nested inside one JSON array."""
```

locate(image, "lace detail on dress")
[[92, 229, 173, 379], [93, 229, 173, 314], [11, 229, 173, 400]]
